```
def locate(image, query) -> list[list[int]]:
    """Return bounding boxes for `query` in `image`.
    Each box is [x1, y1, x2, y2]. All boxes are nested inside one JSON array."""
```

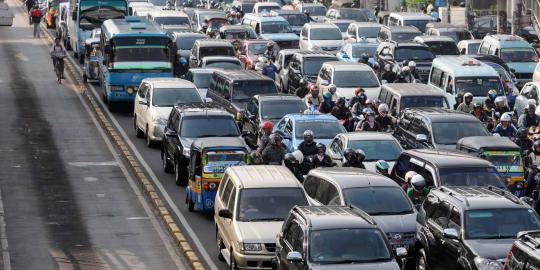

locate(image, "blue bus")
[[68, 0, 128, 63], [100, 16, 174, 108]]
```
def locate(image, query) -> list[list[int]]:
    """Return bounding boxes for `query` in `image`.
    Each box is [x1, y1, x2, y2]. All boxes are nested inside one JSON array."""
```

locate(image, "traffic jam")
[[20, 0, 540, 268]]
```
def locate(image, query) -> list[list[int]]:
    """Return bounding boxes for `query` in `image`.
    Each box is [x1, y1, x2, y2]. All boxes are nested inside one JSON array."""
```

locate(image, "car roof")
[[285, 113, 338, 121], [323, 61, 374, 71], [484, 34, 531, 47], [299, 2, 325, 7], [329, 19, 355, 24], [457, 136, 520, 151], [214, 69, 273, 81], [257, 95, 303, 102], [382, 83, 445, 96], [191, 137, 247, 149], [432, 186, 527, 210], [426, 22, 468, 30], [432, 56, 499, 77], [187, 67, 221, 74], [293, 50, 338, 58], [255, 1, 280, 6], [196, 39, 233, 47], [350, 21, 381, 27], [243, 13, 288, 22], [295, 205, 378, 230], [306, 22, 340, 29], [384, 25, 422, 33], [171, 32, 206, 38], [309, 167, 400, 189], [146, 10, 188, 17], [458, 39, 482, 45], [406, 107, 483, 122], [414, 35, 456, 42], [404, 148, 495, 168], [202, 56, 240, 61], [273, 9, 303, 15], [389, 12, 432, 20], [339, 131, 399, 141], [227, 165, 302, 189], [142, 78, 197, 88]]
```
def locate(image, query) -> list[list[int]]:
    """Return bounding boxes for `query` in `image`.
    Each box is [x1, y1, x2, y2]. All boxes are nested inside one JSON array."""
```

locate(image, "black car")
[[207, 70, 279, 126], [505, 231, 540, 270], [374, 41, 434, 82], [161, 103, 242, 186], [285, 51, 337, 97], [377, 25, 422, 43], [416, 186, 540, 270], [393, 108, 490, 150], [241, 95, 306, 148]]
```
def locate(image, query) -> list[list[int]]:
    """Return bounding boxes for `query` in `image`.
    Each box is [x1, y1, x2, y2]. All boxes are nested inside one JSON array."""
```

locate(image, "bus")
[[68, 0, 128, 63], [100, 16, 174, 109]]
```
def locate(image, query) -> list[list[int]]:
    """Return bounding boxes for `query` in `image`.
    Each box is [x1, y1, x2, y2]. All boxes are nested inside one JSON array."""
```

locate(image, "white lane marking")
[[127, 217, 150, 220], [14, 53, 28, 62], [68, 161, 119, 167], [96, 194, 105, 198], [84, 177, 99, 182], [0, 187, 12, 270], [61, 38, 219, 270]]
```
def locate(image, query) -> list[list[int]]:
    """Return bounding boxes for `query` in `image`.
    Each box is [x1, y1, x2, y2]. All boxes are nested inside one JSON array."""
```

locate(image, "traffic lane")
[[0, 1, 184, 269], [111, 109, 228, 270]]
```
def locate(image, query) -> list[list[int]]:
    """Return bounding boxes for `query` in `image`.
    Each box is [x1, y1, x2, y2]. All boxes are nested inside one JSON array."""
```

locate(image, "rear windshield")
[[400, 96, 449, 110], [439, 29, 473, 42], [392, 31, 421, 42], [281, 14, 308, 26], [310, 28, 342, 40], [177, 36, 204, 50], [426, 41, 459, 55], [232, 80, 278, 101], [153, 16, 190, 26], [180, 116, 240, 138], [432, 121, 490, 145], [199, 46, 236, 58], [403, 19, 430, 32], [395, 47, 434, 61], [303, 57, 336, 75], [454, 77, 504, 96]]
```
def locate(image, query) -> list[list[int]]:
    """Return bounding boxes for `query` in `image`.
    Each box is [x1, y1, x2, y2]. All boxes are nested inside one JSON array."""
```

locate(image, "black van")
[[506, 231, 540, 270]]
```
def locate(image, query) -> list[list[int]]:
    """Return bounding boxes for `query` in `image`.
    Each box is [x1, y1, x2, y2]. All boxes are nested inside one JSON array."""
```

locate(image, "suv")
[[189, 39, 236, 68], [377, 25, 422, 43], [286, 51, 337, 97], [316, 61, 381, 100], [161, 103, 242, 186], [374, 41, 434, 82], [299, 23, 345, 54], [274, 205, 405, 270], [393, 108, 490, 150], [413, 35, 460, 56], [505, 231, 540, 270], [377, 83, 450, 117], [215, 165, 308, 269], [416, 186, 540, 270]]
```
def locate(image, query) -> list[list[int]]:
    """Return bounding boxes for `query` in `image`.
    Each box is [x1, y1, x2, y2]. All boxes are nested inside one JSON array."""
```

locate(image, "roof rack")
[[486, 185, 522, 205], [349, 205, 376, 225], [438, 186, 470, 206]]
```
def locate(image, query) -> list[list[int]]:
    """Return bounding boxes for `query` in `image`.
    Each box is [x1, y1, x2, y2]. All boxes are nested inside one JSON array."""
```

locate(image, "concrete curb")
[[40, 24, 205, 270]]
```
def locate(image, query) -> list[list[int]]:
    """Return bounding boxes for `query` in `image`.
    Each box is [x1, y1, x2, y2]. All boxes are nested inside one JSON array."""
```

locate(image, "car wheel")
[[187, 194, 194, 212], [175, 159, 188, 186], [416, 248, 429, 270], [134, 116, 144, 138], [229, 249, 238, 270], [216, 229, 225, 261], [83, 74, 87, 82], [162, 150, 173, 173], [79, 53, 84, 64], [146, 125, 156, 148]]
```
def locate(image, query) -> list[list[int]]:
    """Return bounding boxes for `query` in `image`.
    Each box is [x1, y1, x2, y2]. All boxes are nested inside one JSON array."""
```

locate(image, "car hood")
[[292, 138, 332, 150], [371, 213, 417, 234], [261, 33, 299, 41], [237, 221, 283, 243], [464, 239, 515, 260], [312, 39, 344, 48], [152, 106, 175, 120], [507, 62, 536, 73], [364, 161, 395, 173], [335, 86, 381, 100], [311, 261, 400, 270]]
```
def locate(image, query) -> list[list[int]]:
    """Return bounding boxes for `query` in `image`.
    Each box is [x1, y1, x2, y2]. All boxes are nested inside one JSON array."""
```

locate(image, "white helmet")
[[411, 174, 426, 190], [328, 84, 337, 92], [378, 103, 389, 114], [494, 96, 505, 104], [292, 150, 304, 164], [501, 112, 512, 122], [257, 56, 267, 63], [528, 99, 537, 106], [408, 61, 416, 67], [405, 171, 418, 183], [464, 92, 473, 99], [401, 66, 410, 72]]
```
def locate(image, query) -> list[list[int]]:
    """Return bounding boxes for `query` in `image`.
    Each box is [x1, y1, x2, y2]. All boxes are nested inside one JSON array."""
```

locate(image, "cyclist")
[[50, 37, 67, 79]]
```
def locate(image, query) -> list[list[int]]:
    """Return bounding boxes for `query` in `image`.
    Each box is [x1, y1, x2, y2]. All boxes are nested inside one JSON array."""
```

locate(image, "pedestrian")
[[30, 4, 43, 38]]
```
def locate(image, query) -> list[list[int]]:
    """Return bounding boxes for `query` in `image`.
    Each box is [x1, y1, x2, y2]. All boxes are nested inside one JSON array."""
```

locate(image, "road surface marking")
[[68, 161, 119, 167]]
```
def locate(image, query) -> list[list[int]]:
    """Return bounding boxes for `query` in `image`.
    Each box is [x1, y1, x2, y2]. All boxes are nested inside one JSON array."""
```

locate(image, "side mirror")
[[286, 251, 303, 262], [395, 247, 407, 257], [236, 112, 243, 121], [415, 134, 427, 142], [138, 100, 148, 106], [218, 209, 233, 219], [443, 228, 459, 240], [165, 129, 177, 137]]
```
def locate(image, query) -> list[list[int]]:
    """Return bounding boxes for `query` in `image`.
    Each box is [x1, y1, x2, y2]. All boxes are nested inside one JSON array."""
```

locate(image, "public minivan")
[[241, 13, 299, 49], [388, 12, 432, 33], [479, 34, 539, 86], [428, 56, 506, 108]]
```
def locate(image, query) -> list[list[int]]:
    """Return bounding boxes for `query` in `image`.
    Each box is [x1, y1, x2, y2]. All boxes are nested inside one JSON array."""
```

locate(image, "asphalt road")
[[0, 0, 186, 269]]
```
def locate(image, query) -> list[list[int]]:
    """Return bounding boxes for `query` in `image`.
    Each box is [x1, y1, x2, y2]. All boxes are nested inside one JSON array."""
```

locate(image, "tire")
[[229, 250, 238, 270], [175, 159, 188, 186], [134, 116, 144, 138], [216, 229, 225, 261], [187, 195, 194, 212], [416, 248, 429, 270], [162, 149, 173, 173], [146, 125, 156, 148], [83, 74, 87, 82], [78, 53, 84, 64], [107, 100, 115, 112]]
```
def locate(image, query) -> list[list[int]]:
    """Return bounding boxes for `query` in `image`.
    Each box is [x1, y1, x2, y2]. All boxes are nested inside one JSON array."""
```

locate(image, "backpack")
[[31, 8, 41, 17]]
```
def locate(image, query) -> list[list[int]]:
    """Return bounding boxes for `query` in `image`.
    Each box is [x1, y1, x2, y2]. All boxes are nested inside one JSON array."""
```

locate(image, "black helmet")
[[518, 127, 529, 140], [343, 148, 355, 159], [283, 153, 296, 168], [316, 143, 326, 153], [361, 53, 369, 62], [528, 103, 537, 113], [337, 97, 346, 106], [269, 133, 282, 145], [355, 149, 365, 162]]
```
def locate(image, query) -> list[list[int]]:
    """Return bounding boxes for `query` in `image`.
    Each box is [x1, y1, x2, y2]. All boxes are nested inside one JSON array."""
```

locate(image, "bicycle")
[[53, 56, 65, 84]]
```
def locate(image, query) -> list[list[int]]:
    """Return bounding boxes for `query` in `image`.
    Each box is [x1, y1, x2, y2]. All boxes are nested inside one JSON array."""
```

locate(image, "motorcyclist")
[[401, 171, 418, 191], [456, 92, 474, 113], [453, 93, 463, 110], [257, 121, 273, 153], [493, 112, 518, 138], [342, 148, 365, 169], [376, 103, 393, 131], [298, 130, 318, 157], [516, 127, 533, 154], [494, 96, 511, 116], [375, 160, 390, 177], [263, 42, 278, 62], [357, 109, 380, 131], [401, 66, 415, 83], [484, 89, 498, 112], [518, 104, 540, 128], [407, 175, 430, 205], [525, 140, 540, 196], [364, 98, 377, 113], [394, 72, 408, 83], [311, 143, 334, 168], [331, 98, 352, 129], [261, 133, 287, 165], [326, 84, 338, 103], [358, 53, 369, 64], [304, 84, 323, 109], [408, 61, 420, 81], [349, 88, 366, 109], [381, 63, 397, 83], [284, 152, 304, 182], [319, 91, 334, 114], [471, 102, 490, 122]]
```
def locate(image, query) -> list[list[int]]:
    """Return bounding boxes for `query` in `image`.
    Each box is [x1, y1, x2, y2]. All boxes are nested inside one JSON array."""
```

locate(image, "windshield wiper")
[[369, 210, 412, 216], [248, 217, 284, 221]]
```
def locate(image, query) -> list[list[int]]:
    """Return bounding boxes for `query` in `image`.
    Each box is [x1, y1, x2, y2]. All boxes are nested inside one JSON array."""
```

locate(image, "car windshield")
[[500, 48, 539, 62], [426, 41, 460, 55], [350, 45, 377, 58], [310, 229, 391, 263], [294, 120, 346, 139], [241, 3, 254, 11], [333, 22, 351, 32], [465, 209, 540, 239], [310, 28, 342, 40], [454, 77, 504, 96], [439, 29, 473, 42], [152, 88, 202, 107], [333, 70, 380, 88], [400, 96, 449, 110], [232, 80, 277, 101], [112, 37, 170, 62], [180, 116, 240, 137], [256, 5, 280, 13], [79, 5, 126, 30], [392, 32, 421, 42], [153, 16, 190, 26], [339, 9, 375, 22], [190, 72, 212, 88], [261, 100, 307, 120], [439, 167, 505, 187], [248, 43, 267, 55], [395, 47, 434, 61], [403, 19, 430, 32], [262, 21, 293, 34], [237, 188, 307, 222], [468, 43, 480, 54], [205, 60, 242, 69], [282, 14, 308, 26], [177, 36, 204, 50], [347, 139, 402, 161], [344, 187, 413, 215], [432, 122, 490, 145], [199, 46, 236, 58], [303, 58, 335, 75], [488, 63, 513, 82], [303, 6, 326, 16], [358, 26, 381, 38]]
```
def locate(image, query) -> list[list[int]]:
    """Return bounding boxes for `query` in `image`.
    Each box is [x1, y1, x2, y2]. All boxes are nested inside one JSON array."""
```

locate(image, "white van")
[[388, 12, 432, 33]]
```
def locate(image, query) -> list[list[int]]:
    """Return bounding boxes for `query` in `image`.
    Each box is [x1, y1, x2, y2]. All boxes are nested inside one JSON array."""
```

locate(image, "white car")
[[457, 39, 482, 55], [316, 61, 381, 100], [252, 2, 281, 14], [514, 81, 540, 116], [299, 23, 344, 53], [134, 78, 203, 147]]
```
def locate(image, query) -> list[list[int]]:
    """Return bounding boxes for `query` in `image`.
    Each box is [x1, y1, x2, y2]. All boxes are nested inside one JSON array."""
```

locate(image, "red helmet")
[[260, 121, 273, 131], [308, 83, 318, 92]]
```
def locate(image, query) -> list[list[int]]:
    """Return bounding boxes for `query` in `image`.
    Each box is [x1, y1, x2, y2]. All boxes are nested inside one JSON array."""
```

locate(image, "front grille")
[[515, 72, 533, 79], [321, 46, 338, 51], [276, 40, 298, 49], [264, 243, 276, 252], [386, 232, 415, 249]]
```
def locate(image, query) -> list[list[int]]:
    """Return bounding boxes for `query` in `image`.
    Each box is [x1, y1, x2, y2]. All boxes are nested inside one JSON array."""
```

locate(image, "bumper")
[[107, 90, 137, 102], [233, 251, 274, 269]]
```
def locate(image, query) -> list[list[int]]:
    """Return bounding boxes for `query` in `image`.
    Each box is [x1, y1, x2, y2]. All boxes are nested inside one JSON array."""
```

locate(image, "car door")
[[135, 83, 148, 130], [424, 202, 453, 269], [327, 137, 344, 165], [280, 220, 306, 270], [440, 206, 462, 270], [216, 178, 235, 250], [164, 111, 180, 160]]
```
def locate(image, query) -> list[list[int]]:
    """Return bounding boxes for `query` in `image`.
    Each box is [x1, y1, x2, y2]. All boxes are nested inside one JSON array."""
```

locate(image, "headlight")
[[153, 117, 167, 125], [182, 148, 190, 157], [238, 242, 263, 252], [109, 85, 123, 91], [474, 258, 502, 270]]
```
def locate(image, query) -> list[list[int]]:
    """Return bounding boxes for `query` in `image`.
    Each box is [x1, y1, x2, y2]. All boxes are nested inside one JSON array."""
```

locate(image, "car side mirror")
[[443, 228, 459, 240], [415, 134, 427, 142], [165, 129, 177, 137], [395, 247, 407, 258], [138, 100, 148, 106], [286, 251, 303, 262], [218, 209, 233, 219]]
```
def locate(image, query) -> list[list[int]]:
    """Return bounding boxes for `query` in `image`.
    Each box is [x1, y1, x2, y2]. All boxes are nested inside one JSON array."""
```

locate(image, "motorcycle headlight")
[[238, 242, 263, 252], [474, 258, 502, 270]]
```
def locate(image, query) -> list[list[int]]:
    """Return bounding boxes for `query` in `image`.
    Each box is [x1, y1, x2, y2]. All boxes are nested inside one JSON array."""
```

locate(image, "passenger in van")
[[457, 92, 474, 113]]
